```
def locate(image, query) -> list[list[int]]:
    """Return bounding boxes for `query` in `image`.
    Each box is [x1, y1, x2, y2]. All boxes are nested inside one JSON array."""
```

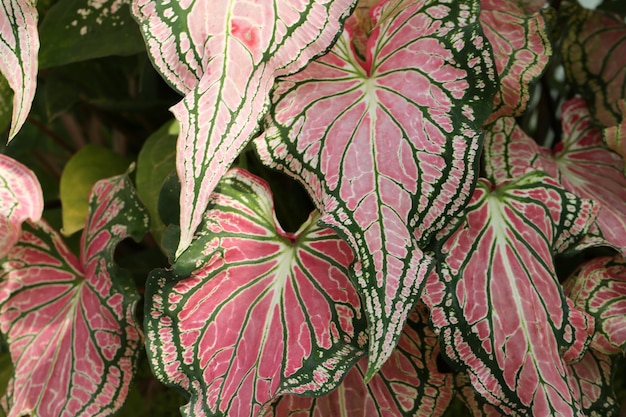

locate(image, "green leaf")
[[0, 75, 12, 135], [38, 0, 145, 68], [136, 120, 178, 247], [60, 144, 131, 236]]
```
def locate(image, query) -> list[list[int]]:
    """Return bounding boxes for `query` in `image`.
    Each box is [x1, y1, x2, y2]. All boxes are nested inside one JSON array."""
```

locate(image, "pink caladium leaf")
[[132, 0, 356, 257], [255, 0, 497, 378], [145, 168, 367, 417], [480, 0, 553, 125], [561, 2, 626, 127], [0, 0, 38, 140], [484, 98, 626, 255], [563, 255, 626, 355], [0, 154, 43, 258], [422, 173, 598, 416], [566, 348, 620, 416], [264, 302, 454, 417], [0, 174, 148, 416]]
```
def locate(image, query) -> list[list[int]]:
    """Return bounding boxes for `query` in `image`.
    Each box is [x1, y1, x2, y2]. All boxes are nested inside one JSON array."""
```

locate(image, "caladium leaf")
[[561, 2, 626, 127], [0, 154, 43, 258], [264, 302, 454, 417], [484, 98, 626, 255], [132, 0, 356, 257], [255, 0, 496, 377], [566, 347, 620, 416], [480, 0, 553, 125], [422, 173, 597, 416], [145, 168, 367, 417], [0, 174, 148, 416], [0, 0, 39, 140], [563, 255, 626, 355]]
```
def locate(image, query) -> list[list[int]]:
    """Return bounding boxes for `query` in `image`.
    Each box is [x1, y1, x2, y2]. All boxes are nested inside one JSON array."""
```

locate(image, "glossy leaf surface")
[[0, 174, 148, 416], [423, 173, 597, 416], [484, 98, 626, 255], [132, 0, 356, 257], [0, 0, 39, 140], [265, 302, 454, 417], [0, 154, 44, 257], [561, 2, 626, 127], [480, 0, 552, 124], [256, 0, 496, 377], [145, 169, 367, 417], [564, 255, 626, 355]]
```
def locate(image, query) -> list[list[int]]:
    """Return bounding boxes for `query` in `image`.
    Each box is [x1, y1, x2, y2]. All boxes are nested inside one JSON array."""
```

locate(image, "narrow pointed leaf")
[[561, 2, 626, 127], [480, 0, 553, 124], [0, 174, 148, 416], [145, 169, 367, 417], [0, 0, 38, 140], [0, 154, 43, 258], [132, 0, 356, 257], [423, 173, 597, 416], [256, 0, 496, 377], [564, 255, 626, 355], [566, 347, 620, 416], [265, 302, 455, 417], [484, 98, 626, 255]]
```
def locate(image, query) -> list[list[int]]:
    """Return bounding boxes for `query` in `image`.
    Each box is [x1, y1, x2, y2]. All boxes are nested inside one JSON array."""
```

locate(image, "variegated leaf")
[[484, 98, 626, 255], [566, 347, 620, 416], [255, 0, 496, 378], [454, 374, 503, 417], [145, 168, 367, 417], [132, 0, 356, 257], [0, 154, 43, 258], [564, 255, 626, 355], [264, 302, 454, 417], [561, 2, 626, 127], [422, 173, 597, 416], [602, 99, 626, 164], [0, 0, 38, 140], [0, 174, 148, 416], [480, 0, 553, 125]]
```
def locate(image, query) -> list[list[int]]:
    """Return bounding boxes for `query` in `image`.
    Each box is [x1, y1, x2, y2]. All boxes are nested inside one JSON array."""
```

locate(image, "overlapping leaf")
[[564, 255, 626, 355], [0, 154, 43, 258], [602, 99, 626, 164], [566, 347, 620, 416], [484, 98, 626, 255], [0, 0, 39, 140], [145, 168, 367, 417], [264, 302, 454, 417], [561, 2, 626, 127], [0, 174, 148, 416], [454, 374, 503, 417], [255, 0, 496, 378], [422, 173, 597, 416], [132, 0, 356, 257], [479, 0, 553, 124]]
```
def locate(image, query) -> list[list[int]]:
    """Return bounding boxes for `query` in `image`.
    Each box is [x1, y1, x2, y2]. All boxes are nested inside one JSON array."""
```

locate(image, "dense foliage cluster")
[[0, 0, 625, 416]]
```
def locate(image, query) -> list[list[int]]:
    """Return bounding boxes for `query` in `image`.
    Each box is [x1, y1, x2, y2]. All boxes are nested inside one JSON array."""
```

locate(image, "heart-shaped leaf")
[[480, 0, 553, 124], [561, 2, 626, 127], [0, 0, 38, 140], [264, 302, 454, 417], [145, 168, 367, 417], [255, 0, 497, 377], [0, 154, 43, 257], [564, 255, 626, 355], [484, 98, 626, 255], [422, 173, 597, 416], [132, 0, 356, 257], [0, 174, 148, 416]]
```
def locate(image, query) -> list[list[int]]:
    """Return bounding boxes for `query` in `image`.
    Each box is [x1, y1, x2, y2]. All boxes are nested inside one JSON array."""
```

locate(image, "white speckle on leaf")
[[80, 26, 88, 35]]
